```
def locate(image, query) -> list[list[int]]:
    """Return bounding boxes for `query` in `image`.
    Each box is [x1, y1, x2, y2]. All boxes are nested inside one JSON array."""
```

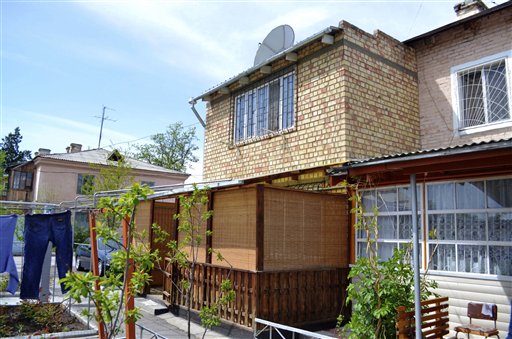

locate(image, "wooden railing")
[[163, 258, 350, 328], [396, 296, 450, 339]]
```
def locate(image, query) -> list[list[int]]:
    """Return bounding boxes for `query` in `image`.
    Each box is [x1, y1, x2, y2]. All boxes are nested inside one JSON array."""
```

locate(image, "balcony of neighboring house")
[[6, 169, 35, 202]]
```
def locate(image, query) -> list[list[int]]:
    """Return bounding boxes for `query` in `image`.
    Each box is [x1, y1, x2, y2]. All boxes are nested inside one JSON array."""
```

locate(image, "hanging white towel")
[[481, 303, 494, 317]]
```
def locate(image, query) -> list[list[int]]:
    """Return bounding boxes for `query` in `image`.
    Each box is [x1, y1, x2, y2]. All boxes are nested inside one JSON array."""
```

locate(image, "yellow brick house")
[[183, 0, 512, 334]]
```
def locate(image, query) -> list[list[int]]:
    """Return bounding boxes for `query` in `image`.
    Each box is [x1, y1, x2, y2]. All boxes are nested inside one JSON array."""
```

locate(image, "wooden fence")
[[396, 296, 450, 339], [162, 258, 350, 328]]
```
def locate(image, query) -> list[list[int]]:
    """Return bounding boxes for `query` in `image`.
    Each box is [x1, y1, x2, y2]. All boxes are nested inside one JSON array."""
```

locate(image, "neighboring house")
[[189, 0, 511, 335], [6, 143, 189, 203]]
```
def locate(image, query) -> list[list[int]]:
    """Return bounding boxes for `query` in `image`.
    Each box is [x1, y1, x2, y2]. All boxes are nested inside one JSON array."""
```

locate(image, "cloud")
[[1, 109, 140, 153], [75, 2, 341, 83]]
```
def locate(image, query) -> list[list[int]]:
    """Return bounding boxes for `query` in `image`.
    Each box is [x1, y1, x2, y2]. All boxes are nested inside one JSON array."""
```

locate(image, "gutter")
[[189, 99, 206, 128]]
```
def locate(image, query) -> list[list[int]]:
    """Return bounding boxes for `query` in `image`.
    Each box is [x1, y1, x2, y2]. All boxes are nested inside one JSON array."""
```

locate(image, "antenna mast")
[[96, 106, 116, 149]]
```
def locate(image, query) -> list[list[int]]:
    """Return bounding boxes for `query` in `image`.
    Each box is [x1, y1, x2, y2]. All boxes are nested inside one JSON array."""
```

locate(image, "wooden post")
[[396, 305, 408, 339], [89, 211, 106, 339], [256, 185, 265, 271], [122, 216, 136, 339]]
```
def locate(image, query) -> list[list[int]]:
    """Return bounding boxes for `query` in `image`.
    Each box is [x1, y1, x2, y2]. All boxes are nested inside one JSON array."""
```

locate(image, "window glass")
[[484, 62, 510, 123], [235, 96, 245, 142], [361, 191, 376, 212], [399, 215, 422, 240], [378, 216, 397, 239], [377, 188, 397, 212], [455, 181, 485, 209], [377, 242, 397, 261], [488, 212, 512, 241], [77, 174, 95, 194], [247, 93, 256, 137], [456, 57, 510, 130], [428, 183, 454, 210], [12, 171, 32, 190], [457, 245, 487, 274], [430, 244, 456, 272], [487, 179, 512, 208], [268, 80, 280, 131], [489, 246, 512, 276], [428, 214, 455, 240], [456, 213, 486, 241], [282, 74, 294, 129], [233, 72, 294, 142]]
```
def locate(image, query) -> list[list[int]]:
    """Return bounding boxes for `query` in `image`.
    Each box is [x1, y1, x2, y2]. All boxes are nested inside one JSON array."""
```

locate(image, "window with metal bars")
[[233, 72, 295, 143], [453, 53, 511, 131]]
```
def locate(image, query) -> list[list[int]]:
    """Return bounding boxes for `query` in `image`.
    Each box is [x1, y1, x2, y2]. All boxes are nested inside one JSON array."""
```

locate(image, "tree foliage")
[[0, 127, 32, 168], [82, 156, 134, 195], [0, 151, 7, 194], [62, 184, 159, 339], [133, 122, 198, 172], [338, 181, 437, 339], [163, 185, 235, 339]]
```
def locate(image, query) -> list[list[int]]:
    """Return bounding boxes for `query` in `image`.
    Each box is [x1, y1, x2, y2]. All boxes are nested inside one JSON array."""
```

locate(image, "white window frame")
[[356, 176, 512, 280], [451, 50, 512, 135], [357, 185, 423, 264], [233, 71, 295, 143], [425, 177, 512, 279]]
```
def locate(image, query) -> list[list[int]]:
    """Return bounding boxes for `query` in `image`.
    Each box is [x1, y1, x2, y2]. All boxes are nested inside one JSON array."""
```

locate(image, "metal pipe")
[[189, 99, 206, 128], [410, 174, 422, 338]]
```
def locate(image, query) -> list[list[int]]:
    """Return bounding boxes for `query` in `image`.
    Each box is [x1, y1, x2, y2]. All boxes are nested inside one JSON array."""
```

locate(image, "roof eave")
[[330, 139, 512, 174], [190, 26, 341, 103], [403, 1, 512, 44]]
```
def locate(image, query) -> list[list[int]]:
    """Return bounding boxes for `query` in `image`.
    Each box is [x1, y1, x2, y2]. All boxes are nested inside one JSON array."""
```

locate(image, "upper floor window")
[[77, 173, 95, 194], [452, 51, 511, 133], [234, 72, 295, 143], [12, 171, 33, 190]]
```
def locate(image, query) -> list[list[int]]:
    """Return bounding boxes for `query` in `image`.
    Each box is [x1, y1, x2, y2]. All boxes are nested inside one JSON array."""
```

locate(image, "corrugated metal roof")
[[34, 148, 188, 176], [331, 138, 512, 173]]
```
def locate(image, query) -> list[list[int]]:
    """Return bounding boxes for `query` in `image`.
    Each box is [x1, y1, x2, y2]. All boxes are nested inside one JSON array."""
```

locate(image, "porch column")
[[410, 174, 421, 338]]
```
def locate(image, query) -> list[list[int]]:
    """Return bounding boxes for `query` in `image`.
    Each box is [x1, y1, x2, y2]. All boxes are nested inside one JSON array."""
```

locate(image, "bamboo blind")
[[211, 188, 257, 271], [177, 201, 208, 264], [264, 187, 348, 270]]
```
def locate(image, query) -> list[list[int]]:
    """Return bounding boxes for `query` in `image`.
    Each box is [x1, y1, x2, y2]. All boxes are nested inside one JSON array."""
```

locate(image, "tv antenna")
[[254, 25, 295, 66], [95, 105, 116, 149]]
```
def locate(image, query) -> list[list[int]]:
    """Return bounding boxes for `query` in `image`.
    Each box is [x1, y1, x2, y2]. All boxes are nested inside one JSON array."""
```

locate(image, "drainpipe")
[[189, 99, 206, 128], [410, 174, 422, 339]]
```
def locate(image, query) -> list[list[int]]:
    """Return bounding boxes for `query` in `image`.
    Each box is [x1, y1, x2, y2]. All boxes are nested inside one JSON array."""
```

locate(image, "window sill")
[[426, 269, 512, 282], [457, 120, 512, 136], [232, 127, 295, 148]]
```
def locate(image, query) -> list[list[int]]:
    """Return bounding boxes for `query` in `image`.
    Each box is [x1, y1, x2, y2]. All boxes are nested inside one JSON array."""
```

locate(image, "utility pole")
[[96, 106, 116, 149]]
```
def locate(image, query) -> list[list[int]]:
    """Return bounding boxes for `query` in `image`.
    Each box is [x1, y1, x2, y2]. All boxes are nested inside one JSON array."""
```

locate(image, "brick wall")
[[203, 21, 420, 181], [408, 6, 512, 150]]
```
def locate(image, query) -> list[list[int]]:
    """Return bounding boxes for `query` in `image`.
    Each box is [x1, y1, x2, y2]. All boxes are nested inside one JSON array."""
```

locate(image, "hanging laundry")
[[20, 210, 73, 299], [0, 214, 19, 294]]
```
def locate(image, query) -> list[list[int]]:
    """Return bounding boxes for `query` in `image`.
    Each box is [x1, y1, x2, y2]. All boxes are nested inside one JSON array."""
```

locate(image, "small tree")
[[82, 156, 134, 195], [133, 122, 198, 172], [338, 181, 437, 339], [163, 184, 235, 339], [62, 183, 159, 339]]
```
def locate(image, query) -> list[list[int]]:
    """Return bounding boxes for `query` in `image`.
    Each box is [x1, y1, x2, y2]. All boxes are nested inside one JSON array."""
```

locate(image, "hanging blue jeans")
[[20, 211, 73, 299], [0, 214, 19, 294]]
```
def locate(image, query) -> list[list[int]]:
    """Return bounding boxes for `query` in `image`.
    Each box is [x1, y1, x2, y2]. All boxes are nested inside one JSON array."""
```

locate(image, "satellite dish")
[[254, 25, 295, 66]]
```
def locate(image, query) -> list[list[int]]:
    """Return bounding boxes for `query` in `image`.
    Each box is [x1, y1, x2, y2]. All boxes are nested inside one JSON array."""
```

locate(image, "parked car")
[[75, 238, 122, 275]]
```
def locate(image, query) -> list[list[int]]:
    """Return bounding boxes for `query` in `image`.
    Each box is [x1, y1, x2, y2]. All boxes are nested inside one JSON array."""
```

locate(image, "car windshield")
[[97, 239, 121, 251]]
